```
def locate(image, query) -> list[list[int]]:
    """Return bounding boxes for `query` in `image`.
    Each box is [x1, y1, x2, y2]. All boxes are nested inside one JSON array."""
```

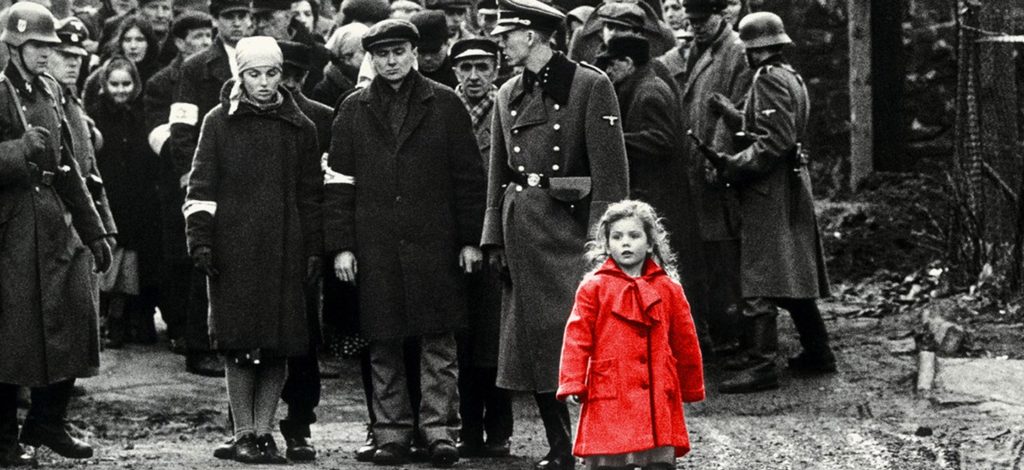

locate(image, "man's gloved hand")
[[306, 255, 323, 285], [192, 246, 218, 278], [89, 238, 112, 273], [22, 127, 51, 158]]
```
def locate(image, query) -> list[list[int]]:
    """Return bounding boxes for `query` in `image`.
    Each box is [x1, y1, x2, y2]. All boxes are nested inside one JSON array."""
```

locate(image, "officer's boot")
[[20, 380, 93, 459], [722, 314, 755, 370], [719, 315, 780, 394], [785, 300, 837, 373], [0, 385, 34, 467]]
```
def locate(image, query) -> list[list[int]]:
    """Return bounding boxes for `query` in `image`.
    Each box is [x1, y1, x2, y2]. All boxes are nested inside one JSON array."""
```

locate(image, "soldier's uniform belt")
[[510, 172, 549, 189]]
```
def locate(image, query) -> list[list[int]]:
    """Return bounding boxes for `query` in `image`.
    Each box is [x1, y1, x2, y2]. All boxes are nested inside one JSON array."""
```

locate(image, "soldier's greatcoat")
[[717, 58, 829, 299], [0, 66, 107, 386], [481, 52, 628, 392]]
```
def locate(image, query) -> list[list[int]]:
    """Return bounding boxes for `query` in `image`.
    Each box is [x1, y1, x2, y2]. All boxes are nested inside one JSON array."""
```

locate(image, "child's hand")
[[567, 395, 582, 405]]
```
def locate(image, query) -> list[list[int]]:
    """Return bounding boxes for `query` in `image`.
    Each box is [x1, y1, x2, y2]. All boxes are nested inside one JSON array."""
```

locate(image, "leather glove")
[[192, 246, 218, 278], [89, 238, 112, 273], [22, 127, 51, 159], [306, 255, 323, 285]]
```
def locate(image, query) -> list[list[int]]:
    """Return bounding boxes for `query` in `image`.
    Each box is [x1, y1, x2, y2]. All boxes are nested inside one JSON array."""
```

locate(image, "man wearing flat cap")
[[676, 0, 751, 359], [324, 18, 486, 468], [251, 0, 329, 95], [448, 36, 513, 459], [409, 10, 456, 88], [424, 0, 471, 43], [482, 0, 628, 468], [166, 0, 253, 380]]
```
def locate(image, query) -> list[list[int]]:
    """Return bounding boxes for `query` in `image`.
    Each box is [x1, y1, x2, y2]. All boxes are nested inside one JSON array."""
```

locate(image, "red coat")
[[557, 258, 705, 457]]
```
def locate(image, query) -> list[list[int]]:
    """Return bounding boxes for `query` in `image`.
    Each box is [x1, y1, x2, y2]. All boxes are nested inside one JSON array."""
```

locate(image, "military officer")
[[0, 3, 112, 465], [481, 0, 628, 468], [702, 12, 836, 394]]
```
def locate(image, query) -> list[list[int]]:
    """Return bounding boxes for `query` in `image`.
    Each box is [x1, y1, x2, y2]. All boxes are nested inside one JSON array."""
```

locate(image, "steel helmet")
[[2, 2, 61, 48], [738, 11, 792, 49]]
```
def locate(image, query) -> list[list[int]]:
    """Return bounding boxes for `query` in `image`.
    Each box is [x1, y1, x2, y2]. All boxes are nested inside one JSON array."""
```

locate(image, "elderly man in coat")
[[324, 19, 486, 468], [482, 0, 629, 468], [702, 12, 836, 394], [0, 3, 112, 466], [676, 0, 750, 357]]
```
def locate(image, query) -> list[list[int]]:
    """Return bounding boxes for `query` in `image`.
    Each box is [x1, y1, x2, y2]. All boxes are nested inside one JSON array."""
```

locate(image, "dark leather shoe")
[[186, 353, 225, 377], [429, 441, 459, 468], [410, 443, 430, 462], [456, 439, 484, 458], [212, 437, 235, 459], [233, 434, 261, 464], [372, 443, 410, 466], [355, 429, 376, 462], [256, 434, 287, 464], [787, 351, 837, 373], [482, 439, 511, 458], [719, 363, 781, 394], [535, 452, 574, 470], [0, 443, 35, 467], [285, 437, 316, 461], [19, 422, 93, 459]]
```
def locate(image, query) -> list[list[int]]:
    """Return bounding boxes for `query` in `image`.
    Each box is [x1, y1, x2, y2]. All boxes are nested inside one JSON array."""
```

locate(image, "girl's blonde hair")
[[584, 199, 679, 281]]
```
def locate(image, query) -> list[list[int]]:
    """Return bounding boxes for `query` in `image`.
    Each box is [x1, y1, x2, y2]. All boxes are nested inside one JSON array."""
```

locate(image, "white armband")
[[169, 102, 199, 126], [322, 152, 355, 185], [182, 200, 217, 218]]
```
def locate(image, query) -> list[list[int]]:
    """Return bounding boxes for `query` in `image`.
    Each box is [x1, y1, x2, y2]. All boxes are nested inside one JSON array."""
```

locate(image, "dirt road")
[[30, 297, 1011, 469]]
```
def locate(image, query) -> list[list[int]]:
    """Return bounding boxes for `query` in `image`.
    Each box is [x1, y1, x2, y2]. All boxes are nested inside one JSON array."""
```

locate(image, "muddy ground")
[[21, 284, 1022, 469]]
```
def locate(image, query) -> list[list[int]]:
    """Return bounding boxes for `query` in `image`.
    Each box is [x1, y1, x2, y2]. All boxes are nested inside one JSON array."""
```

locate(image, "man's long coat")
[[324, 72, 486, 341], [0, 68, 107, 386], [480, 53, 628, 392]]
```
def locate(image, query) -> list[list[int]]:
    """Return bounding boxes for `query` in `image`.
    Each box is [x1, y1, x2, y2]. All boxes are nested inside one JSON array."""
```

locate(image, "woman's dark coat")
[[324, 71, 486, 341], [0, 68, 107, 386], [88, 95, 163, 285], [311, 61, 357, 108], [185, 82, 322, 355]]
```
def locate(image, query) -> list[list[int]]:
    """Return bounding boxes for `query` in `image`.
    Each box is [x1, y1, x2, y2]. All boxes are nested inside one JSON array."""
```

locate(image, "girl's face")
[[105, 69, 135, 104], [241, 66, 282, 103], [607, 216, 651, 275], [121, 27, 148, 63]]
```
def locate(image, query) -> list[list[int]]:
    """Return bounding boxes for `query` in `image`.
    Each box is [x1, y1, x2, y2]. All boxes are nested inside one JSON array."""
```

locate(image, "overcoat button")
[[517, 165, 525, 171], [553, 124, 560, 130], [554, 104, 560, 111], [553, 146, 560, 152], [641, 382, 649, 389], [511, 110, 517, 116], [395, 196, 402, 203], [552, 164, 560, 171], [514, 146, 521, 153], [515, 185, 523, 192]]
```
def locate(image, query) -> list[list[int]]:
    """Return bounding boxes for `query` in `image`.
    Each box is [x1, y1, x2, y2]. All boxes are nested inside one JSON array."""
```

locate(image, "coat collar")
[[596, 258, 666, 326], [511, 51, 576, 107], [683, 24, 738, 97], [614, 63, 656, 120], [205, 37, 233, 82], [3, 65, 52, 99], [359, 71, 435, 147]]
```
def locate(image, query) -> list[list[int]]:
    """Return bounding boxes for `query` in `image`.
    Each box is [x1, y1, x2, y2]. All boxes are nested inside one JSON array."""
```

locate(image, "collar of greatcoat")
[[510, 51, 575, 106], [595, 257, 666, 326], [217, 78, 312, 128]]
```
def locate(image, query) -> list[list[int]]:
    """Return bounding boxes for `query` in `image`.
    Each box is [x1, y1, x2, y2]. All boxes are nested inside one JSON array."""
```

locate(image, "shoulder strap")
[[0, 75, 29, 130]]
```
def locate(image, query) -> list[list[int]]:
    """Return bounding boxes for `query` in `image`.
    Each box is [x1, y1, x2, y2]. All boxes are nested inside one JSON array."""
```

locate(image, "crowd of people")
[[0, 0, 838, 467]]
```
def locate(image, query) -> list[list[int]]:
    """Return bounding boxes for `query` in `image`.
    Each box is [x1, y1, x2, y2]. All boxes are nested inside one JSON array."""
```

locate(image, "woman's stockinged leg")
[[225, 361, 257, 439], [254, 359, 288, 436]]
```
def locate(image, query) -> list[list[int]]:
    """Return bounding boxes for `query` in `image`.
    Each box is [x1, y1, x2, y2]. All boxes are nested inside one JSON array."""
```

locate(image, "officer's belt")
[[509, 172, 550, 189]]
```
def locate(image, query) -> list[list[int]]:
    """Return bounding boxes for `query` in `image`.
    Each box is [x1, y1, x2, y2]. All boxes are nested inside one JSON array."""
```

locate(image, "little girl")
[[557, 200, 705, 470]]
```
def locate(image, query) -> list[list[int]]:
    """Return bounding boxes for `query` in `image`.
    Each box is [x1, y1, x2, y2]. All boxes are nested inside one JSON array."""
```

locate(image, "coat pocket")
[[586, 358, 618, 401], [548, 177, 592, 202]]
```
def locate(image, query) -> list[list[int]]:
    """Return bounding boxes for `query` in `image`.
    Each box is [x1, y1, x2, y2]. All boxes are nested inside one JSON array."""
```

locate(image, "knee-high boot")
[[533, 393, 573, 470], [20, 380, 93, 459], [782, 299, 837, 373]]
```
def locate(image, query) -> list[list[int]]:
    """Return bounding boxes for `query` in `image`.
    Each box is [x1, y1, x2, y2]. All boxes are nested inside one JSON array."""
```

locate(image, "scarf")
[[455, 84, 497, 132]]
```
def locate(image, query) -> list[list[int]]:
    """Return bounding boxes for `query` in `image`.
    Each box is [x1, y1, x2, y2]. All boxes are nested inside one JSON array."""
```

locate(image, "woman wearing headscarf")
[[184, 36, 323, 464]]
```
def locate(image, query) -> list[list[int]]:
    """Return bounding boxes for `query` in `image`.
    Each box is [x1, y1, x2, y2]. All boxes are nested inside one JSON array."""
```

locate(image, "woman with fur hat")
[[184, 36, 323, 464]]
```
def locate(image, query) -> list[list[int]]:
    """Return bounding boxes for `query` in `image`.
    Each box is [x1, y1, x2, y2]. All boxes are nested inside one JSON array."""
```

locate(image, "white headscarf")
[[229, 36, 284, 114]]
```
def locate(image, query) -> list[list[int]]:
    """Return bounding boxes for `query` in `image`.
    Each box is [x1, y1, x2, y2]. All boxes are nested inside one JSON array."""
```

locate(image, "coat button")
[[517, 165, 525, 171], [553, 124, 561, 131], [553, 146, 560, 152], [641, 382, 649, 390], [554, 104, 560, 111], [552, 164, 560, 171], [511, 110, 517, 116], [395, 196, 402, 203], [515, 185, 523, 192], [513, 130, 519, 134], [514, 146, 521, 153], [639, 356, 647, 364]]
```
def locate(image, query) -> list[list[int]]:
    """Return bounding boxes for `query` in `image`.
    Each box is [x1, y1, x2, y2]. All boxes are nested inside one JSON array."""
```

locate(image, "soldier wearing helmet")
[[701, 12, 837, 394], [0, 2, 113, 466]]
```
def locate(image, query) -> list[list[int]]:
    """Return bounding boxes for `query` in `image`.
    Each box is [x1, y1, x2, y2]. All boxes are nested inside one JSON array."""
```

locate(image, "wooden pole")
[[848, 0, 873, 190]]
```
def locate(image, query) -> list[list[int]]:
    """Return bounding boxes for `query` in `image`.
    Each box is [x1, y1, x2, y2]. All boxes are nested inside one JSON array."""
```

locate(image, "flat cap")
[[424, 0, 472, 11], [55, 17, 89, 56], [278, 39, 312, 70], [491, 0, 565, 36], [409, 10, 448, 51], [341, 0, 391, 23], [252, 0, 291, 12], [209, 0, 252, 16], [361, 18, 419, 51], [390, 0, 423, 17], [450, 37, 499, 62], [595, 34, 650, 67], [597, 2, 644, 29], [171, 11, 213, 39], [682, 0, 727, 18]]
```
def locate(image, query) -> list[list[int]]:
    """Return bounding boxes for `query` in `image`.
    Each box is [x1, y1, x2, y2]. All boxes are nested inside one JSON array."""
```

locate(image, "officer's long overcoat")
[[184, 83, 321, 355], [717, 59, 829, 299], [324, 71, 486, 341], [0, 68, 107, 386], [481, 53, 629, 392]]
